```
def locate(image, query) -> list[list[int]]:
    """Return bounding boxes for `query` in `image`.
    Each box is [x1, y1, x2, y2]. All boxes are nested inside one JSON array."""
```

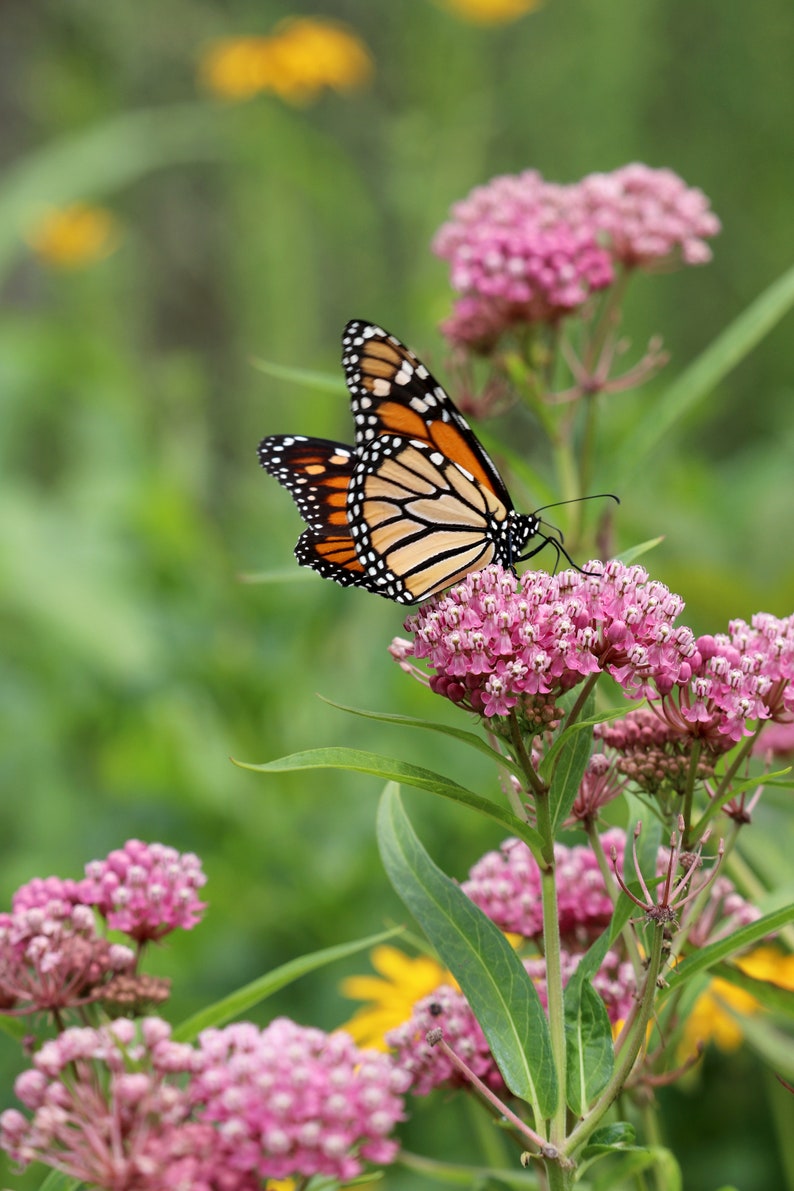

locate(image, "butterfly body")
[[259, 321, 546, 605]]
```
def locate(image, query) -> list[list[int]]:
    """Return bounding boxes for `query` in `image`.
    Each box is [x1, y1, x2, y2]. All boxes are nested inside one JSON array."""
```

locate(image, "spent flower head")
[[0, 898, 135, 1016]]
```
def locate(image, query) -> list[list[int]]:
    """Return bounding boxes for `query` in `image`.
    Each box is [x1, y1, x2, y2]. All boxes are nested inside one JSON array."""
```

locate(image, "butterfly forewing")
[[342, 320, 512, 504]]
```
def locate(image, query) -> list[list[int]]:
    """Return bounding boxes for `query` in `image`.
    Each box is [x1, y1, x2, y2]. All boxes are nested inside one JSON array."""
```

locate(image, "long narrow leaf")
[[665, 904, 794, 991], [235, 747, 544, 858], [548, 692, 594, 832], [377, 786, 558, 1118], [617, 263, 794, 480], [173, 928, 401, 1042], [564, 977, 614, 1117], [249, 356, 344, 393], [318, 696, 518, 772]]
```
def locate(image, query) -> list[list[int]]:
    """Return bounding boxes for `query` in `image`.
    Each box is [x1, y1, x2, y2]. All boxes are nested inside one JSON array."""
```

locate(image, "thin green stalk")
[[539, 860, 568, 1149], [693, 731, 760, 836], [586, 820, 644, 980], [562, 672, 601, 733], [509, 710, 548, 803], [564, 922, 666, 1156], [680, 740, 702, 846]]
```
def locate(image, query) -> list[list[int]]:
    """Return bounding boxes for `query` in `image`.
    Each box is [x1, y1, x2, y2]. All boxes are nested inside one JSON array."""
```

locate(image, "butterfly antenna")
[[531, 492, 620, 517]]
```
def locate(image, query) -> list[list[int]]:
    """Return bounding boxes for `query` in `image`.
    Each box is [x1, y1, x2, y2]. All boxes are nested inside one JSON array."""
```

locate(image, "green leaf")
[[564, 974, 614, 1117], [583, 1121, 637, 1154], [249, 356, 345, 393], [617, 262, 794, 480], [377, 785, 558, 1119], [236, 747, 544, 859], [36, 1173, 81, 1191], [318, 696, 518, 773], [616, 536, 665, 564], [547, 691, 594, 833], [664, 904, 794, 992], [591, 1147, 682, 1191], [172, 927, 401, 1042]]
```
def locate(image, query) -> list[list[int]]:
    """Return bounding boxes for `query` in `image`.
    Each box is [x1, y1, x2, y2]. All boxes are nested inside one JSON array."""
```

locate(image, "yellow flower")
[[681, 946, 794, 1056], [199, 18, 373, 105], [25, 203, 120, 269], [437, 0, 544, 24], [339, 945, 452, 1051]]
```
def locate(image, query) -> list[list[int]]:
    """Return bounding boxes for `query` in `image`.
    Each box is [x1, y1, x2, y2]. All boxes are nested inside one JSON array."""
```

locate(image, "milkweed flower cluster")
[[462, 827, 650, 946], [0, 841, 205, 1017], [0, 899, 135, 1015], [193, 1020, 410, 1183], [79, 839, 207, 942], [0, 1018, 207, 1189], [0, 1017, 410, 1188], [434, 164, 720, 348], [393, 564, 794, 750], [391, 561, 692, 729]]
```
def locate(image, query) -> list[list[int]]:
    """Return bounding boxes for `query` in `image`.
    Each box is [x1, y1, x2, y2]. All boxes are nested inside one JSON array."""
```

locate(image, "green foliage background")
[[1, 1, 793, 1187]]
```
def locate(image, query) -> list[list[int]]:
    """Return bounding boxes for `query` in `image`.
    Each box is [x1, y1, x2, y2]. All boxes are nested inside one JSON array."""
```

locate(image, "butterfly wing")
[[348, 436, 513, 603], [258, 435, 379, 592], [342, 320, 514, 509]]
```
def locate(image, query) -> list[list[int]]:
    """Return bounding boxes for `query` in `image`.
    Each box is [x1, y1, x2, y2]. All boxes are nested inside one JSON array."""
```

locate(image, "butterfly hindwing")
[[348, 436, 509, 603], [257, 435, 355, 536], [342, 319, 513, 507]]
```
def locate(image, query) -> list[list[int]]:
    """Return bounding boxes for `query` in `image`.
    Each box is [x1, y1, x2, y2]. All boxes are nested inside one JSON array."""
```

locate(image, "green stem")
[[564, 922, 666, 1157], [680, 741, 702, 846], [509, 710, 548, 804], [691, 732, 759, 838], [562, 673, 601, 733], [586, 821, 644, 981]]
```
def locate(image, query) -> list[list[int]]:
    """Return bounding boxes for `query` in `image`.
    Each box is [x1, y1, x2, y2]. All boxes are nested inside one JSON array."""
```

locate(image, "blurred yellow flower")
[[339, 945, 452, 1051], [437, 0, 544, 24], [25, 203, 120, 269], [200, 18, 373, 105], [681, 946, 794, 1056]]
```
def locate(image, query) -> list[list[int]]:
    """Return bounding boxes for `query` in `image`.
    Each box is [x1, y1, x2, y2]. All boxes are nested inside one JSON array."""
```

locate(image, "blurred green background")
[[2, 1, 793, 1187]]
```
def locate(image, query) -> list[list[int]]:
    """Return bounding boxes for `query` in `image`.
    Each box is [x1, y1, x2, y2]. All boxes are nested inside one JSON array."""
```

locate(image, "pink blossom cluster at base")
[[0, 1017, 410, 1189]]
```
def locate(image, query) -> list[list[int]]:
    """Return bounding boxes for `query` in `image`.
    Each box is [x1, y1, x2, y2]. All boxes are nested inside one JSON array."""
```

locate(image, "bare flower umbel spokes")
[[612, 817, 725, 927]]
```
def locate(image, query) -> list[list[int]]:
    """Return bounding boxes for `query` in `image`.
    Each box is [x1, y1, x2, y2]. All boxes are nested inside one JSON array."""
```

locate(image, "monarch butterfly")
[[259, 320, 587, 605]]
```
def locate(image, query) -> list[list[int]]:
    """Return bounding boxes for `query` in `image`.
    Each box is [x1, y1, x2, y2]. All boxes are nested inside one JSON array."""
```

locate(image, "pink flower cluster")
[[0, 841, 206, 1017], [462, 827, 652, 946], [0, 1018, 212, 1190], [594, 706, 730, 792], [578, 164, 721, 267], [393, 564, 794, 748], [667, 613, 794, 744], [0, 1017, 410, 1188], [0, 898, 135, 1014], [392, 561, 694, 726], [80, 839, 207, 942], [193, 1020, 410, 1183], [434, 164, 720, 346], [387, 948, 636, 1097]]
